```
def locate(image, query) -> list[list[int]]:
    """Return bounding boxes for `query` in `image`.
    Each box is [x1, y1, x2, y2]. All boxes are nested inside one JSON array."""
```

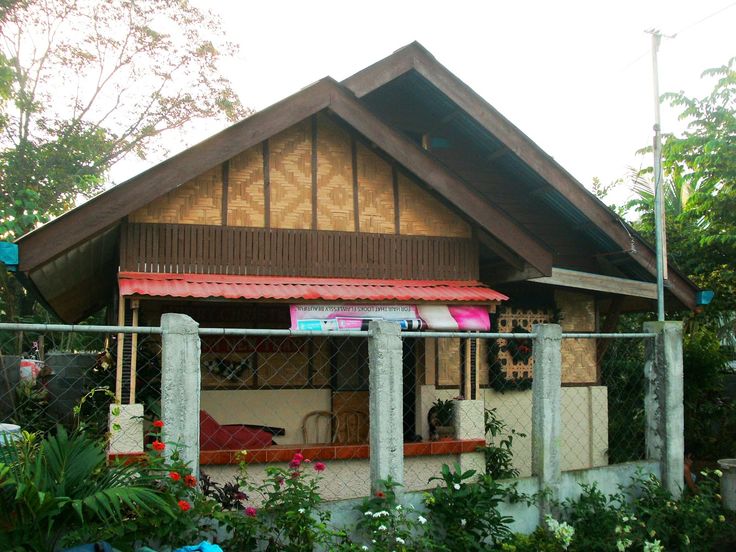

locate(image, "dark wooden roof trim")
[[343, 41, 697, 309], [17, 76, 552, 277]]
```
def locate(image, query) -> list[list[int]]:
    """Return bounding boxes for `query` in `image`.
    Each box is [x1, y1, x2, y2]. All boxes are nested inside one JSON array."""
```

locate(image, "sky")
[[113, 0, 736, 206]]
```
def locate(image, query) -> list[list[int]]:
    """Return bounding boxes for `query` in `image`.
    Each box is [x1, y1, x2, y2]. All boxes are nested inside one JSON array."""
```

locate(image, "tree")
[[0, 0, 250, 241], [0, 0, 250, 320]]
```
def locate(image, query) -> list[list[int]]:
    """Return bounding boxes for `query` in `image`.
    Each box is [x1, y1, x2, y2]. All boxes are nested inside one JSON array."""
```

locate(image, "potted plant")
[[428, 398, 455, 440]]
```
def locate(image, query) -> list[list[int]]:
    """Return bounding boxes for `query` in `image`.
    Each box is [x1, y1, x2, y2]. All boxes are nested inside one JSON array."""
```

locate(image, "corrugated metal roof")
[[118, 272, 509, 303]]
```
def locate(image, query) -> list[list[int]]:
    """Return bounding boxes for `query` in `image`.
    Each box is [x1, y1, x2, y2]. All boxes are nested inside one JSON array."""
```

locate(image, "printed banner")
[[289, 304, 490, 331]]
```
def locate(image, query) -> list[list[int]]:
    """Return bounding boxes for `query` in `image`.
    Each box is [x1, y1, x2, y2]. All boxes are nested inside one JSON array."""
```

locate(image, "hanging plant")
[[501, 325, 533, 364], [205, 356, 252, 381], [487, 325, 533, 393]]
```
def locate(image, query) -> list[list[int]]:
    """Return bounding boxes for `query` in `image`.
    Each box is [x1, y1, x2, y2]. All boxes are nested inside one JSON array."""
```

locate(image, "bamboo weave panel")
[[437, 337, 461, 387], [129, 168, 222, 225], [356, 143, 395, 234], [398, 172, 471, 238], [316, 116, 354, 231], [269, 121, 312, 229], [556, 290, 597, 383], [228, 147, 265, 227]]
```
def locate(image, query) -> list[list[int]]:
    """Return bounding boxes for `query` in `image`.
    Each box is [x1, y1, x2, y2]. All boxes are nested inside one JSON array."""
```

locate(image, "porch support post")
[[368, 320, 404, 493], [531, 323, 562, 520], [644, 321, 684, 498], [161, 313, 201, 477]]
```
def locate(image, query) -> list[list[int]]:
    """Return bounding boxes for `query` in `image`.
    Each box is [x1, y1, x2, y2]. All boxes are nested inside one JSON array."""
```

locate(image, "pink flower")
[[314, 462, 326, 472], [245, 506, 257, 517], [289, 452, 304, 469]]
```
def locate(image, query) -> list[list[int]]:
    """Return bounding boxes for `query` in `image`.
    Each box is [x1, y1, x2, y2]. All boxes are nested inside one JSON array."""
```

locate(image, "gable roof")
[[342, 41, 697, 309], [15, 42, 698, 321], [17, 77, 552, 276]]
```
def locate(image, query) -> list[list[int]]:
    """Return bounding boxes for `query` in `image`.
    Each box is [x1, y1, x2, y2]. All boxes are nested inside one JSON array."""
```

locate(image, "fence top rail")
[[0, 323, 163, 334], [0, 323, 658, 340], [197, 328, 371, 338], [562, 332, 657, 339]]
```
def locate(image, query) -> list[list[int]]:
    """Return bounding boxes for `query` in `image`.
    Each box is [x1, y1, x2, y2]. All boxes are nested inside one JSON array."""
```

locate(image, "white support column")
[[161, 313, 201, 476], [368, 320, 404, 493], [644, 321, 684, 498], [531, 323, 562, 518]]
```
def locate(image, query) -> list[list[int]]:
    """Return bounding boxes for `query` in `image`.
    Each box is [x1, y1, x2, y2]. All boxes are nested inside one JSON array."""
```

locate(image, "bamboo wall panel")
[[398, 172, 471, 238], [494, 307, 551, 382], [356, 143, 395, 234], [228, 147, 265, 227], [269, 121, 312, 229], [121, 223, 479, 280], [129, 168, 222, 225], [316, 116, 354, 231], [436, 338, 461, 387], [556, 290, 597, 384]]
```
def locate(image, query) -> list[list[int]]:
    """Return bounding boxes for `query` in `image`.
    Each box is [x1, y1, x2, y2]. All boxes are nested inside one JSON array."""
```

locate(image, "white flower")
[[396, 537, 405, 544], [418, 515, 427, 525], [460, 518, 467, 527], [378, 524, 387, 531], [715, 469, 723, 477], [364, 511, 373, 516], [616, 538, 632, 551], [372, 510, 389, 518], [395, 504, 402, 510], [453, 483, 461, 490], [298, 508, 305, 514], [361, 547, 369, 551], [643, 540, 663, 552]]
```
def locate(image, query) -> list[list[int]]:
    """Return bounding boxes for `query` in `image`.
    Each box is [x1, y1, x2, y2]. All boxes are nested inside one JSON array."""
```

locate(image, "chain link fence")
[[1, 321, 660, 502]]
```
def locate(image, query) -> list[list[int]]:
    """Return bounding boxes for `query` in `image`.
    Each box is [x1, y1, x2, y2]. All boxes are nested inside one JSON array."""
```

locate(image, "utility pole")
[[647, 29, 669, 322]]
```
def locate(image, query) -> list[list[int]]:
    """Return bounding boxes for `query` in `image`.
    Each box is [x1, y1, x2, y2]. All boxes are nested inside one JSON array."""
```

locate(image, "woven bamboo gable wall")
[[128, 113, 471, 239]]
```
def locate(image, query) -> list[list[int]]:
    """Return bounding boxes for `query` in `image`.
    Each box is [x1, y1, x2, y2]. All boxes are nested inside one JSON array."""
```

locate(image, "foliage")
[[425, 463, 513, 549], [429, 398, 454, 426], [681, 326, 735, 459], [354, 478, 434, 551], [0, 426, 173, 552], [480, 407, 524, 480], [239, 451, 334, 551], [545, 471, 735, 552], [0, 0, 250, 321]]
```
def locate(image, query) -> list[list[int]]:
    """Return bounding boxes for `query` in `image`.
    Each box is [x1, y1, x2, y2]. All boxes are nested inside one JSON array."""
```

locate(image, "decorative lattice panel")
[[436, 337, 461, 387], [492, 307, 550, 381]]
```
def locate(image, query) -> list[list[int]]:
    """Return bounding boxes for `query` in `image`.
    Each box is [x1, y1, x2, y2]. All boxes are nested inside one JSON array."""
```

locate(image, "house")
[[14, 43, 698, 497]]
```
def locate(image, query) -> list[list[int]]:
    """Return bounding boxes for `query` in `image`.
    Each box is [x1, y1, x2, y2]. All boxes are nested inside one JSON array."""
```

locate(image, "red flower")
[[245, 506, 257, 517], [152, 440, 165, 452], [276, 477, 285, 487], [375, 491, 385, 498], [168, 471, 181, 481], [289, 452, 304, 469], [152, 420, 164, 428], [184, 474, 197, 488], [314, 462, 326, 472], [178, 500, 191, 512]]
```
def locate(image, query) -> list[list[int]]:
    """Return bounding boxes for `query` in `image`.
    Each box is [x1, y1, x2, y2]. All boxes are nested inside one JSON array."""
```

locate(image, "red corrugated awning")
[[118, 272, 508, 303]]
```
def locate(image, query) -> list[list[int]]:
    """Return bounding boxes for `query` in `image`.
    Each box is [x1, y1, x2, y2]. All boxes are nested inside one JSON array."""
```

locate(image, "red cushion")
[[199, 410, 273, 450]]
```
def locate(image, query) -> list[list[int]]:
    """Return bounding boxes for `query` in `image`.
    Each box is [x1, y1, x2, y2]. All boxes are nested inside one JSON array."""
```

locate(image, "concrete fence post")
[[368, 320, 404, 494], [531, 323, 562, 519], [161, 313, 201, 477], [644, 320, 684, 498]]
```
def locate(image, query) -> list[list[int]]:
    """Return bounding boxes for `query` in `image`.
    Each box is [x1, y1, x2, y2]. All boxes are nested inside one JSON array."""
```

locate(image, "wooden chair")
[[335, 409, 368, 444], [301, 410, 338, 444]]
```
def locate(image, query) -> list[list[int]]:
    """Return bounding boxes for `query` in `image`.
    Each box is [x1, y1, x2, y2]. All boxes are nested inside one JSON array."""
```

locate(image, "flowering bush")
[[353, 478, 434, 551], [425, 462, 513, 549], [238, 451, 335, 550]]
